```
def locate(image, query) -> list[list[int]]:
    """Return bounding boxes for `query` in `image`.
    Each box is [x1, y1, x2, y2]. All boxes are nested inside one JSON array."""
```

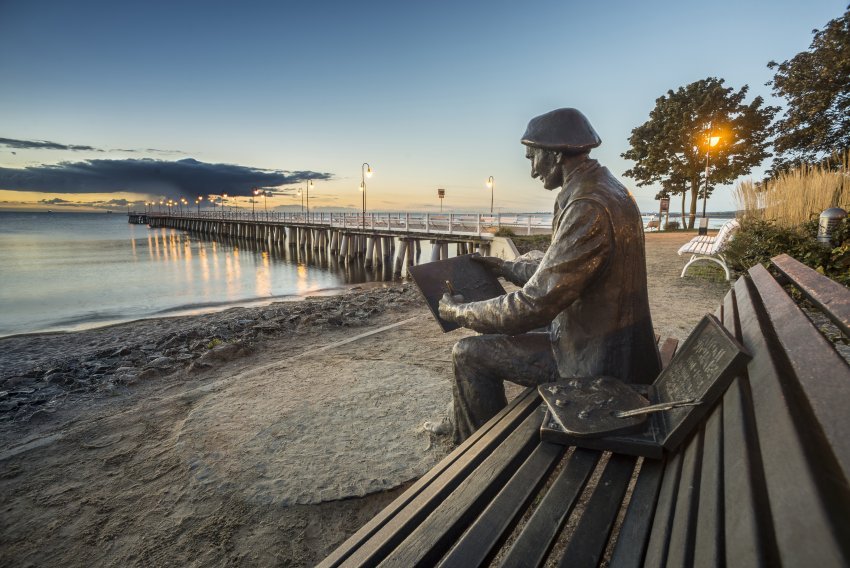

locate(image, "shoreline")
[[0, 280, 399, 340]]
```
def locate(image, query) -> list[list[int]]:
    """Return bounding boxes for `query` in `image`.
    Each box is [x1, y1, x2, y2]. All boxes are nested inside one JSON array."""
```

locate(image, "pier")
[[132, 211, 552, 275]]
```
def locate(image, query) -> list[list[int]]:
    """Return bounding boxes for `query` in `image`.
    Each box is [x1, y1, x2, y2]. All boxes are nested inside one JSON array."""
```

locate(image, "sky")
[[0, 0, 845, 214]]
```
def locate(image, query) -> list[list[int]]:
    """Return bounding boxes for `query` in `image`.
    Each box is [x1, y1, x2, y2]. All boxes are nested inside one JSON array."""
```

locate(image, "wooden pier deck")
[[130, 211, 552, 274]]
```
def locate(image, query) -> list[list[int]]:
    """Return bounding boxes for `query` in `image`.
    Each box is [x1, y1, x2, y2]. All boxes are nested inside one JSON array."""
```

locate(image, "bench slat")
[[556, 454, 638, 567], [500, 449, 600, 568], [750, 262, 850, 476], [642, 450, 684, 567], [658, 337, 679, 370], [736, 271, 849, 565], [608, 458, 666, 568], [377, 408, 543, 567], [437, 441, 566, 568], [664, 429, 704, 567], [693, 406, 723, 566], [721, 286, 778, 566], [771, 253, 850, 337], [325, 388, 541, 568]]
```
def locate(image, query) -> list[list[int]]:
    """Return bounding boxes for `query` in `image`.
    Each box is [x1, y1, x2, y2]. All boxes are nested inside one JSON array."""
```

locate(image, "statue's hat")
[[521, 108, 602, 152]]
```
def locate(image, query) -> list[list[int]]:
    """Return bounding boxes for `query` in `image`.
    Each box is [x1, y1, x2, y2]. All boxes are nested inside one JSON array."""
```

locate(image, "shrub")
[[511, 234, 552, 255], [494, 227, 516, 237], [725, 217, 850, 285], [664, 221, 680, 230]]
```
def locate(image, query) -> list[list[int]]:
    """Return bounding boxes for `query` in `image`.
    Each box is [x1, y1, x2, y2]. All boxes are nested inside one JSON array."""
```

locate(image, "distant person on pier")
[[438, 108, 661, 443]]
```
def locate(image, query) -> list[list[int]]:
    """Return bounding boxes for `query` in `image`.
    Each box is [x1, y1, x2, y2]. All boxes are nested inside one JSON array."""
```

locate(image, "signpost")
[[659, 197, 670, 231], [437, 188, 445, 212]]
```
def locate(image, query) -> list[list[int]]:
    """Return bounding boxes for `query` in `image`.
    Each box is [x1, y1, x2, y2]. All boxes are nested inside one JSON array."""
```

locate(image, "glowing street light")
[[252, 188, 260, 219], [196, 195, 203, 214], [700, 126, 722, 234], [487, 176, 494, 214], [305, 179, 314, 219], [261, 190, 269, 218], [361, 162, 372, 229], [297, 188, 303, 215]]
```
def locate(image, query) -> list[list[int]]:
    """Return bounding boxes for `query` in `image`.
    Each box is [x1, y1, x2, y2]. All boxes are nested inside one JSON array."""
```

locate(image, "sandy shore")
[[0, 232, 731, 567]]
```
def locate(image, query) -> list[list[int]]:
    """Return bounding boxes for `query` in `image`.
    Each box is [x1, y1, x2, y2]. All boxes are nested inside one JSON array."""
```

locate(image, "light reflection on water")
[[0, 213, 405, 337]]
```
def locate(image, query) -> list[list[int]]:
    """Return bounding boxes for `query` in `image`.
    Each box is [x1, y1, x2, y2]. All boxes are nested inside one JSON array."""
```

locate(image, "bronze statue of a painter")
[[438, 108, 661, 443]]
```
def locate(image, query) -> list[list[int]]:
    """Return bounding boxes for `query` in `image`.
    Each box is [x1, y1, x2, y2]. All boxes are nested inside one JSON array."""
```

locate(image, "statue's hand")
[[438, 292, 466, 322], [470, 254, 505, 277]]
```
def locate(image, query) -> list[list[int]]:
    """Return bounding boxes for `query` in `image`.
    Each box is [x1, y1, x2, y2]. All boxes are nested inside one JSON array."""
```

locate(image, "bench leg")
[[680, 254, 731, 280]]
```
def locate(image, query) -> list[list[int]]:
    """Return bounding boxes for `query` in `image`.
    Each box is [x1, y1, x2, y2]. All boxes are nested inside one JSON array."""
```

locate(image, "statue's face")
[[526, 146, 562, 191]]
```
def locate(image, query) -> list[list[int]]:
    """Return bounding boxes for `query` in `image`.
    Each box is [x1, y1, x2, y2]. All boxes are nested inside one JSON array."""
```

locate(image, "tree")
[[768, 7, 850, 169], [622, 78, 777, 228]]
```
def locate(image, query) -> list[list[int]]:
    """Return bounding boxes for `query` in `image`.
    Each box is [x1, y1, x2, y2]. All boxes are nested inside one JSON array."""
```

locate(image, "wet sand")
[[0, 232, 730, 567]]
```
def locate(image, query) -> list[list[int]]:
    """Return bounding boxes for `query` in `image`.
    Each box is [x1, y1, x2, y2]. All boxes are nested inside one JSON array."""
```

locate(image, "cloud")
[[0, 158, 333, 200], [0, 137, 181, 154], [38, 197, 73, 204], [0, 137, 101, 152]]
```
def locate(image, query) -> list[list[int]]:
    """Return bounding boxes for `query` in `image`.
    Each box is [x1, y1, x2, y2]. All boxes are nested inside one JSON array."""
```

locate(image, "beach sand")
[[0, 232, 731, 567]]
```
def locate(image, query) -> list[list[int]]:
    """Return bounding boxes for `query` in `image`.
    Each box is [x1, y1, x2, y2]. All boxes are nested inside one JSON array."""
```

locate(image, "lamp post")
[[699, 126, 721, 235], [360, 162, 372, 229], [487, 176, 494, 214], [252, 188, 259, 219], [262, 190, 269, 218], [197, 195, 203, 214], [305, 179, 314, 220], [297, 188, 303, 216]]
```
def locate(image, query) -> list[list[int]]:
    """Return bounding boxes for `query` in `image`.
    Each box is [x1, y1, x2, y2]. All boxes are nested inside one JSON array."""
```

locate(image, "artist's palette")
[[538, 377, 650, 438]]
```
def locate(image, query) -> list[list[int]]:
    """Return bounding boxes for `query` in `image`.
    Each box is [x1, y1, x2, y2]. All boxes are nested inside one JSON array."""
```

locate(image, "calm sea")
[[0, 212, 398, 338]]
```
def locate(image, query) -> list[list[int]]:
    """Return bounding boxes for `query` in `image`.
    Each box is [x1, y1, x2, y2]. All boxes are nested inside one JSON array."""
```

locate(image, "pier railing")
[[132, 210, 553, 237]]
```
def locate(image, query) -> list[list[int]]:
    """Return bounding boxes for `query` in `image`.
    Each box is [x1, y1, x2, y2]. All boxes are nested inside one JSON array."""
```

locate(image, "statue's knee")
[[452, 337, 475, 366]]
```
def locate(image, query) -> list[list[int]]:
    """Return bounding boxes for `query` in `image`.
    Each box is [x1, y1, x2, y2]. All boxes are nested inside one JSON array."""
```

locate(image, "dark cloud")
[[0, 137, 101, 152], [0, 158, 333, 201], [1, 137, 181, 154], [39, 197, 73, 204]]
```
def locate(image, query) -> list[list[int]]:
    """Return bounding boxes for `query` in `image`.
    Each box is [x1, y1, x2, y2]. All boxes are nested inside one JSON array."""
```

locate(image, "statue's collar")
[[555, 158, 599, 211]]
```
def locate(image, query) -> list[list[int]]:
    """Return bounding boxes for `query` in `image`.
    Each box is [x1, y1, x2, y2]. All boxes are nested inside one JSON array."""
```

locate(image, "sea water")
[[0, 212, 394, 337]]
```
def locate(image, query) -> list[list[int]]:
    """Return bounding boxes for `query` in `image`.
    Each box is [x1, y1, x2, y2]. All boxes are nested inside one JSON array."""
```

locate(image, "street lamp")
[[487, 176, 494, 214], [197, 195, 203, 214], [699, 126, 721, 235], [252, 188, 260, 219], [262, 190, 269, 218], [361, 162, 372, 229], [305, 179, 314, 219], [297, 188, 303, 216]]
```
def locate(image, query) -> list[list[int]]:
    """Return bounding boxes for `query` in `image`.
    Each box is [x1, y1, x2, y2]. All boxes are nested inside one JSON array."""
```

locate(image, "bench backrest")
[[708, 218, 740, 254]]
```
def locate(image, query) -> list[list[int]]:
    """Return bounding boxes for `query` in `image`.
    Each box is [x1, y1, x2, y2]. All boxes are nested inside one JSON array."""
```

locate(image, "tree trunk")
[[681, 191, 686, 228], [688, 179, 700, 229]]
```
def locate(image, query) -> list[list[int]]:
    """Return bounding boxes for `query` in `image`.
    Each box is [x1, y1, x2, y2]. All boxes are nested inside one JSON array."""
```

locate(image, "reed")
[[734, 152, 850, 228]]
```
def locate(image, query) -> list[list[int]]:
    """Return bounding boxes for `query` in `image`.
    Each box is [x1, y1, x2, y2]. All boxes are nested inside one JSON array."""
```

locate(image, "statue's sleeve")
[[453, 199, 612, 335], [502, 250, 545, 286]]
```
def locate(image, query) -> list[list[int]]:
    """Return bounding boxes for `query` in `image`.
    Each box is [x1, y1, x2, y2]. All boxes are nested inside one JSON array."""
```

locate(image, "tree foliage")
[[768, 7, 850, 169], [622, 78, 777, 228]]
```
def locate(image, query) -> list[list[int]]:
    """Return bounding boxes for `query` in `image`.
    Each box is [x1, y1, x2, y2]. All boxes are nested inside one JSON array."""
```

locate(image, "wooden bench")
[[320, 253, 850, 567], [677, 218, 740, 280]]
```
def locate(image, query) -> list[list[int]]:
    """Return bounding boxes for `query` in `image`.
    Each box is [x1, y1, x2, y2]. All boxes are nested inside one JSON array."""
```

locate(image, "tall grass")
[[734, 152, 850, 228]]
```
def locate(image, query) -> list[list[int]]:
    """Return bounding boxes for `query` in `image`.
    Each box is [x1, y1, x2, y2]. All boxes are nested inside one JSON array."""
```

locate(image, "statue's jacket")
[[453, 159, 661, 384]]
